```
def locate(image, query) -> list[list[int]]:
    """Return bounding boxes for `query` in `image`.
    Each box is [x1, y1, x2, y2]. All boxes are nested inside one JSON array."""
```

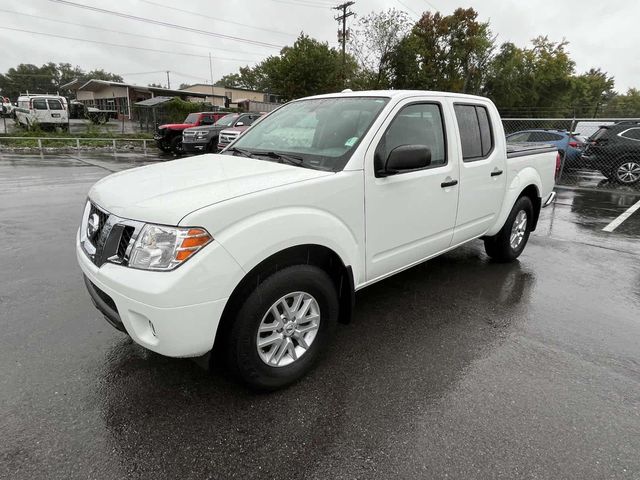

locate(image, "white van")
[[15, 94, 69, 130]]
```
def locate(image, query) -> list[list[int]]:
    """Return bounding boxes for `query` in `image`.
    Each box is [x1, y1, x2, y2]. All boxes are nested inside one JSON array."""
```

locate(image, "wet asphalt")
[[1, 153, 639, 480]]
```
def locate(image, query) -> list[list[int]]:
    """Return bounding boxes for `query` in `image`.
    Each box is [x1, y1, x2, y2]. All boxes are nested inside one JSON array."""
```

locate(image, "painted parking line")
[[602, 198, 640, 232]]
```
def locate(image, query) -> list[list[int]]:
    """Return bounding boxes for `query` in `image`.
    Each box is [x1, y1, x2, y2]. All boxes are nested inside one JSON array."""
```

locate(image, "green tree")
[[569, 69, 615, 117], [348, 8, 412, 89], [483, 37, 577, 116], [603, 88, 640, 117], [0, 63, 122, 99], [391, 8, 494, 94]]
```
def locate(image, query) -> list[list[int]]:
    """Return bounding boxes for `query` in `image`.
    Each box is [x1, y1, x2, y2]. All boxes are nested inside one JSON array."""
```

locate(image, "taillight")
[[568, 141, 579, 148], [555, 152, 561, 180]]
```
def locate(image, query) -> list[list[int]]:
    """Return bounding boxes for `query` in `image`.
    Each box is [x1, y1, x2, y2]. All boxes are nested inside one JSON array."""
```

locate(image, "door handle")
[[491, 169, 503, 177], [441, 179, 458, 188]]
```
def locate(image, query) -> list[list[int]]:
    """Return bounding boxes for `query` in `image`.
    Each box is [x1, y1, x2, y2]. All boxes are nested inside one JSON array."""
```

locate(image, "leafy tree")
[[603, 88, 640, 117], [215, 34, 349, 100], [391, 8, 494, 94], [348, 8, 412, 89], [0, 62, 122, 99], [483, 37, 577, 116], [569, 69, 615, 117]]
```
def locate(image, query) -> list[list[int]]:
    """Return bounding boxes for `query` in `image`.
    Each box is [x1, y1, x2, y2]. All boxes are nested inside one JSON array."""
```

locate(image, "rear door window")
[[33, 99, 47, 110], [47, 99, 63, 110], [454, 104, 494, 161]]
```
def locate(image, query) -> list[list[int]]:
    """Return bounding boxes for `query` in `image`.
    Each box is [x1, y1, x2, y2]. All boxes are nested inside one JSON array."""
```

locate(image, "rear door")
[[451, 102, 507, 245], [32, 98, 52, 124], [46, 98, 67, 124], [364, 99, 460, 281]]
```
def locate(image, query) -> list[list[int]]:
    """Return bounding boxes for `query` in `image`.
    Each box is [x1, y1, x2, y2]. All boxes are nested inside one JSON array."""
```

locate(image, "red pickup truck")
[[155, 111, 230, 154]]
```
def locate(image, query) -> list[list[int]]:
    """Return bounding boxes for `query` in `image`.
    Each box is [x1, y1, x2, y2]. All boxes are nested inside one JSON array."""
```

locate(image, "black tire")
[[225, 265, 338, 391], [484, 196, 534, 263], [206, 137, 218, 153], [611, 158, 640, 185], [170, 136, 184, 155]]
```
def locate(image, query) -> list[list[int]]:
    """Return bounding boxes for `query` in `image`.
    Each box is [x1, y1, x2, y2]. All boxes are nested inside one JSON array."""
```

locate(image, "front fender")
[[190, 206, 363, 286], [486, 166, 542, 237]]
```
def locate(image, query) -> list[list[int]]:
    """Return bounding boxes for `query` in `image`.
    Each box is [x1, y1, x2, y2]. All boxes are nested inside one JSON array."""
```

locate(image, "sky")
[[0, 0, 638, 93]]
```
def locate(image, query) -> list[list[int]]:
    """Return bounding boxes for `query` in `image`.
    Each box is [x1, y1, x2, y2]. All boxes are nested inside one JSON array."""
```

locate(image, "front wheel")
[[225, 265, 338, 391], [484, 196, 534, 263], [170, 136, 184, 155]]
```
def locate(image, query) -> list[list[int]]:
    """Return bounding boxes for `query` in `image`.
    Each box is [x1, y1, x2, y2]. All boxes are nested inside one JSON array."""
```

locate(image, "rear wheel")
[[484, 196, 534, 263], [225, 265, 338, 391], [612, 159, 640, 185]]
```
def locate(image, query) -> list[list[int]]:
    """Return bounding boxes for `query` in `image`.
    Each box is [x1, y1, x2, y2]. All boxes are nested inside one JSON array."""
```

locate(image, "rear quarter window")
[[33, 99, 47, 110], [620, 128, 640, 141]]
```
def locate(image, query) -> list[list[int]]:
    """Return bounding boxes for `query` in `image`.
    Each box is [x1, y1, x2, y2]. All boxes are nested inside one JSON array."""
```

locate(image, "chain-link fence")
[[502, 118, 640, 191]]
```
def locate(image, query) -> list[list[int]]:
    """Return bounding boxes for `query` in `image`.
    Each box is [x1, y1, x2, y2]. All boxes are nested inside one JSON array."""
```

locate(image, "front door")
[[364, 100, 460, 282]]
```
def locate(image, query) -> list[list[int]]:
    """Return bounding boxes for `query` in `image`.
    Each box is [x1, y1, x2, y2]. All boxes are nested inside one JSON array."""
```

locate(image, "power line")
[[396, 0, 421, 17], [139, 0, 296, 38], [0, 8, 269, 60], [267, 0, 334, 10], [0, 26, 264, 63], [46, 0, 284, 49]]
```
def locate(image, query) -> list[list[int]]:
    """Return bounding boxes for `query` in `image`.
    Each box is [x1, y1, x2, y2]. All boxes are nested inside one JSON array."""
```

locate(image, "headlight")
[[128, 224, 212, 271]]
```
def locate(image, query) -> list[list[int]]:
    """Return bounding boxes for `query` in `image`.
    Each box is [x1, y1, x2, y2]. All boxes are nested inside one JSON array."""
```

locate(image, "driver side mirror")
[[377, 145, 431, 177], [235, 121, 244, 127]]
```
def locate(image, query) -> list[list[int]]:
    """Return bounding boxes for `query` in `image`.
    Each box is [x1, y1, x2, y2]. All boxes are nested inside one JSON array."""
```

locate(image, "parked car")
[[582, 122, 640, 185], [182, 112, 262, 154], [77, 90, 557, 390], [506, 129, 586, 168], [216, 114, 266, 150], [154, 112, 229, 154], [14, 94, 69, 130]]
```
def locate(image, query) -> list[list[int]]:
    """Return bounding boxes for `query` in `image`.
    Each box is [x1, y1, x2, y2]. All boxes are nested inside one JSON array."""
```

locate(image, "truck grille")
[[80, 202, 143, 268], [219, 131, 240, 144], [183, 130, 197, 139]]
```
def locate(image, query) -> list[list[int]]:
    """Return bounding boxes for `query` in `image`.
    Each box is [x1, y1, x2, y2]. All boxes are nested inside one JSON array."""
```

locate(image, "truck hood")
[[89, 154, 333, 225], [159, 123, 197, 130]]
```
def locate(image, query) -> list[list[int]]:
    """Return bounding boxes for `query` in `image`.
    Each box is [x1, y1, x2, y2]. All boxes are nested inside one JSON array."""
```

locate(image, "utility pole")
[[209, 53, 215, 107], [333, 1, 355, 87], [166, 70, 171, 89]]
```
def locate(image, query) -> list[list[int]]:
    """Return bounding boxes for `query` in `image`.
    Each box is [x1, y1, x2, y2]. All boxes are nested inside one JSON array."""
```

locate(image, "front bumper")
[[76, 230, 243, 357], [182, 139, 208, 153]]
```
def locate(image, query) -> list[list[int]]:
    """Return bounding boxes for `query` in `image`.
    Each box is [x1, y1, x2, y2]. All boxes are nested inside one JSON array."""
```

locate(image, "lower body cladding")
[[76, 231, 243, 358]]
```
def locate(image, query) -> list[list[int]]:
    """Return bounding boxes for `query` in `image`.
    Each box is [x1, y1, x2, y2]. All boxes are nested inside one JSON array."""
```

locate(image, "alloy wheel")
[[616, 162, 640, 184], [510, 210, 528, 250], [256, 292, 321, 367]]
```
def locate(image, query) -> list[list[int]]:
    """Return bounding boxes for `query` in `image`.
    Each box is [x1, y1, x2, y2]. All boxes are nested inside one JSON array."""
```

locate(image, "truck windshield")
[[214, 114, 238, 127], [225, 97, 389, 171], [184, 113, 199, 124]]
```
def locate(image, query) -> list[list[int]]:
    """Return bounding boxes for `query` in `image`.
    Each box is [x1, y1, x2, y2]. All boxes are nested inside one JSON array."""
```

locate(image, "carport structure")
[[62, 79, 218, 120]]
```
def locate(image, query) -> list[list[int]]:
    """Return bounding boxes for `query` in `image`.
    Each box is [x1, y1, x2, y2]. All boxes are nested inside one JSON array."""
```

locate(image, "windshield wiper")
[[252, 151, 314, 168], [224, 147, 255, 158]]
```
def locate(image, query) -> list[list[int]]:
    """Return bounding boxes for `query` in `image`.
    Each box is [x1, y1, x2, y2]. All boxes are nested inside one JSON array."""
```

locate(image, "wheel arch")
[[214, 243, 355, 353], [486, 171, 543, 237]]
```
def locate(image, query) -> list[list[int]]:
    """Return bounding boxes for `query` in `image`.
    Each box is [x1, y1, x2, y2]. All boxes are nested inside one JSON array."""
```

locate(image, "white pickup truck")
[[77, 90, 557, 389]]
